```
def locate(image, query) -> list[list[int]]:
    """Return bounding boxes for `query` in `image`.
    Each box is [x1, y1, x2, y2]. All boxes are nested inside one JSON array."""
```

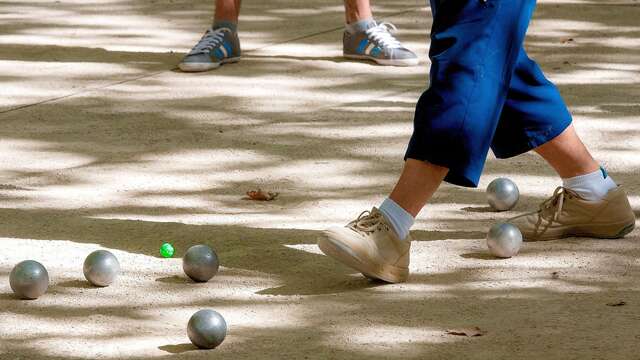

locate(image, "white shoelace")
[[348, 210, 389, 234], [188, 28, 228, 55], [539, 186, 576, 221], [365, 22, 403, 49]]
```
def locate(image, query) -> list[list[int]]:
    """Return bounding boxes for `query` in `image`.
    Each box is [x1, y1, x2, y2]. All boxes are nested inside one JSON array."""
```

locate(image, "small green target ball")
[[160, 243, 175, 258]]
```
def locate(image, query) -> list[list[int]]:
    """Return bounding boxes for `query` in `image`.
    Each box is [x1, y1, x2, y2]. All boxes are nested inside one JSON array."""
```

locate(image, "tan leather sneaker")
[[509, 186, 636, 241], [318, 208, 411, 283]]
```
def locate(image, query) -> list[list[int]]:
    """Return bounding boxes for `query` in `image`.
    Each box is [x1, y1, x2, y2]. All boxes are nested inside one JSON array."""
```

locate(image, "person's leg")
[[320, 0, 538, 283], [214, 0, 241, 23], [490, 48, 635, 240], [376, 160, 447, 242], [508, 122, 634, 240], [178, 0, 242, 72], [509, 126, 635, 240], [535, 126, 618, 201], [342, 0, 418, 66], [492, 48, 613, 198], [344, 0, 373, 24], [533, 124, 598, 178], [388, 159, 448, 217]]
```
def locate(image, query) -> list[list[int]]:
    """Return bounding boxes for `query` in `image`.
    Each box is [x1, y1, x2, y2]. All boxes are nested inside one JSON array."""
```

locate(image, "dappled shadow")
[[0, 44, 179, 66], [0, 292, 19, 300], [158, 343, 197, 354], [459, 252, 502, 261], [257, 275, 384, 296], [155, 275, 190, 284], [412, 229, 486, 241], [0, 0, 638, 358], [55, 280, 94, 289], [461, 206, 494, 213]]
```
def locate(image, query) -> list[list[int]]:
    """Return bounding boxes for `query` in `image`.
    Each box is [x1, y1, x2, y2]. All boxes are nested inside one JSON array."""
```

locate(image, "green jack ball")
[[160, 243, 175, 258]]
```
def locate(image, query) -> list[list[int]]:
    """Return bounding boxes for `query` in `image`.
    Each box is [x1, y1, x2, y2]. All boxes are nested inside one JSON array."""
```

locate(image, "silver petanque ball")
[[83, 250, 120, 287], [183, 245, 219, 283], [10, 260, 49, 299], [487, 177, 519, 211], [187, 309, 227, 349], [486, 223, 523, 258]]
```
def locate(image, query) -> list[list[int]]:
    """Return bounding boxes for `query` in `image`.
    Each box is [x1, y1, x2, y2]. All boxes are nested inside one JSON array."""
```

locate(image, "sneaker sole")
[[344, 54, 419, 67], [178, 57, 241, 72], [317, 232, 408, 283], [524, 220, 636, 242]]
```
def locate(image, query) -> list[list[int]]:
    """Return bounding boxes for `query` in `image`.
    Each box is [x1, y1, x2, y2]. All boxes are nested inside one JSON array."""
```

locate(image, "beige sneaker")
[[318, 208, 411, 283], [510, 186, 636, 241]]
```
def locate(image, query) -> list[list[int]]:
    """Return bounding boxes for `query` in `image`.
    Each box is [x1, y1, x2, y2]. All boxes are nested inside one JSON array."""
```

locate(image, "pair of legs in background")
[[179, 0, 419, 72], [319, 0, 636, 283]]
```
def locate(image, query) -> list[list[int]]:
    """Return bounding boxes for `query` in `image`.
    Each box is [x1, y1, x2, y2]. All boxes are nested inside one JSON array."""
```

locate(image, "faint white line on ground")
[[0, 7, 423, 116]]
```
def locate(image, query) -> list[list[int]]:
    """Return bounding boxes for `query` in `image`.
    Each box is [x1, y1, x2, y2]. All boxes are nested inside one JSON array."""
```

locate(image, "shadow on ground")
[[0, 0, 638, 359]]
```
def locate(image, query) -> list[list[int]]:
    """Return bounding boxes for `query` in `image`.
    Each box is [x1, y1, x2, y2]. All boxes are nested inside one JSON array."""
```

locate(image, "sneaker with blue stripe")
[[343, 22, 418, 66], [179, 27, 241, 72]]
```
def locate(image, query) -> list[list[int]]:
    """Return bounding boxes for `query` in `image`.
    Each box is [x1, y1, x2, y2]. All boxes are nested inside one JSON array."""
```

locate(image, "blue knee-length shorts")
[[405, 0, 572, 187]]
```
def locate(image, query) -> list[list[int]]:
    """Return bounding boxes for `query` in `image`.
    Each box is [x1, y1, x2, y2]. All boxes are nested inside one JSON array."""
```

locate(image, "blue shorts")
[[405, 0, 572, 187]]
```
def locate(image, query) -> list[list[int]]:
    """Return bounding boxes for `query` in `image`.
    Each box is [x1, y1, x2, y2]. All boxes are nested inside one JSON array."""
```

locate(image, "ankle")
[[345, 17, 376, 34], [213, 19, 238, 32], [562, 166, 617, 201], [379, 198, 414, 240]]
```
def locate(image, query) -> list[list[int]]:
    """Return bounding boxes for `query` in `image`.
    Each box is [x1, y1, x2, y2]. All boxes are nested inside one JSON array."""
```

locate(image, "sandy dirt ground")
[[1, 0, 639, 359]]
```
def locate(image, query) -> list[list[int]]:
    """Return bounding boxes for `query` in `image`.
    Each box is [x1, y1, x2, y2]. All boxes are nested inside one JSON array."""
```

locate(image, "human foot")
[[179, 27, 241, 72], [343, 22, 419, 66], [509, 186, 635, 241], [318, 208, 411, 283]]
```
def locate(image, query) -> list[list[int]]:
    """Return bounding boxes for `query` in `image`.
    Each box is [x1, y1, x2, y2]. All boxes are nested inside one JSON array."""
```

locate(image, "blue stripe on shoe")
[[214, 48, 225, 59], [223, 41, 232, 56], [370, 46, 382, 57], [356, 39, 369, 54]]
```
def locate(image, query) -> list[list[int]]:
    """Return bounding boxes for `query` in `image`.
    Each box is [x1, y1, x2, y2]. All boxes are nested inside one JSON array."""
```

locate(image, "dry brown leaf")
[[606, 301, 626, 307], [246, 189, 279, 201], [551, 271, 560, 279], [561, 37, 575, 44], [446, 327, 486, 337]]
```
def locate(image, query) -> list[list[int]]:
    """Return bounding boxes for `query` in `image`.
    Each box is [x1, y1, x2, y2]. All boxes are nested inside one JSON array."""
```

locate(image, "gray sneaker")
[[179, 27, 241, 72], [343, 22, 419, 66]]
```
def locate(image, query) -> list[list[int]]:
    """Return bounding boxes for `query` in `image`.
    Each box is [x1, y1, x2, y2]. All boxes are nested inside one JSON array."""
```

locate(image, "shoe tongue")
[[211, 27, 231, 33], [370, 207, 386, 220], [562, 187, 584, 200]]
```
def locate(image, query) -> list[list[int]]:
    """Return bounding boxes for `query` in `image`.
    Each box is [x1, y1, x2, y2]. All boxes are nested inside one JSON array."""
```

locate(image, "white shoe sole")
[[178, 57, 241, 72], [523, 220, 636, 242], [344, 54, 419, 67], [318, 231, 409, 283]]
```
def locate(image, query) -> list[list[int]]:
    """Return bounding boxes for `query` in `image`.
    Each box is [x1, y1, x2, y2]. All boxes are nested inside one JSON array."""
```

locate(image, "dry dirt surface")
[[1, 0, 639, 359]]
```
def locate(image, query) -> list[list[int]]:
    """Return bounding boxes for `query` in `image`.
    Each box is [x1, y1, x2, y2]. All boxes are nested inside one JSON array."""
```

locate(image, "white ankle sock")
[[379, 198, 414, 241], [562, 167, 617, 201]]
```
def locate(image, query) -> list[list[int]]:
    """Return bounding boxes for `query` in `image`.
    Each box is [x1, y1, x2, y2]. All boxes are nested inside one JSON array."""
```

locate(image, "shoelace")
[[538, 186, 577, 221], [188, 28, 228, 55], [365, 22, 403, 49], [348, 210, 387, 234]]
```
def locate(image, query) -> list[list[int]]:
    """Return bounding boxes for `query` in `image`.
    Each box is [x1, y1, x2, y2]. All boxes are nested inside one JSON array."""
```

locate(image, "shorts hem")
[[493, 119, 572, 159]]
